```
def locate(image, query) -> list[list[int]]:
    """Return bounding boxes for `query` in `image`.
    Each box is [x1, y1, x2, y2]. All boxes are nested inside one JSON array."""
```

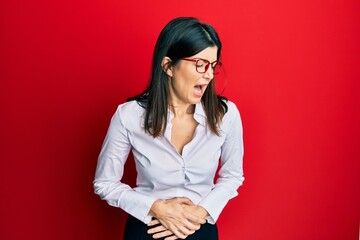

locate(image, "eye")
[[196, 59, 206, 67]]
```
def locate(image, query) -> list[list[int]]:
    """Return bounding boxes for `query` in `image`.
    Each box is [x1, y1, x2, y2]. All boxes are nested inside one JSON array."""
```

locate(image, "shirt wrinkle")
[[94, 100, 244, 224]]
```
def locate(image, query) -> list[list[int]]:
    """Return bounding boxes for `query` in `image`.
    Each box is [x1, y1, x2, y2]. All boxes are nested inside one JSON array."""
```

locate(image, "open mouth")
[[194, 84, 206, 96]]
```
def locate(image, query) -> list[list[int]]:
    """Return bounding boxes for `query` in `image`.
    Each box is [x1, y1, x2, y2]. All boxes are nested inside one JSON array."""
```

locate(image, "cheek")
[[176, 64, 199, 82], [172, 66, 201, 92], [183, 73, 201, 86]]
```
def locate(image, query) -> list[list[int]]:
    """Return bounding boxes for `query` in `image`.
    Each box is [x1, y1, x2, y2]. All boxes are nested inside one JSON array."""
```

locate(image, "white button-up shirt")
[[93, 100, 244, 224]]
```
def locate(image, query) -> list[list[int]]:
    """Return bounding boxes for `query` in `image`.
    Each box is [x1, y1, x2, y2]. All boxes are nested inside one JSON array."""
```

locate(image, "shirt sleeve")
[[93, 105, 157, 224], [198, 102, 245, 224]]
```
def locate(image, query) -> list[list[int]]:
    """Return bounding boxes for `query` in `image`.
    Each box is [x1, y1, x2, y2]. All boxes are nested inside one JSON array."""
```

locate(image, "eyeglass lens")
[[196, 59, 221, 74]]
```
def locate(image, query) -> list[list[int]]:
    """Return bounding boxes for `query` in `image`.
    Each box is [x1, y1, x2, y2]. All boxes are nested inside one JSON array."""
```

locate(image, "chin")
[[190, 97, 202, 105]]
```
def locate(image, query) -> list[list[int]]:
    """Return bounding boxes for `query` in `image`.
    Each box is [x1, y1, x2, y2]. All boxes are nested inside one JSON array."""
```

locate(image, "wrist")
[[149, 199, 166, 217], [197, 206, 209, 218]]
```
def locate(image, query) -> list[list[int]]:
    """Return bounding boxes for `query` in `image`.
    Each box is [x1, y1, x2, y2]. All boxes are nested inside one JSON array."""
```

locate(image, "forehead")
[[191, 46, 218, 62]]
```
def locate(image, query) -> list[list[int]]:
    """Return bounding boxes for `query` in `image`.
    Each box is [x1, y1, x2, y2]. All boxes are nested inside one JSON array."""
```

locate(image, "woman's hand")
[[147, 219, 178, 240], [147, 205, 209, 240], [147, 197, 206, 239], [182, 205, 209, 219]]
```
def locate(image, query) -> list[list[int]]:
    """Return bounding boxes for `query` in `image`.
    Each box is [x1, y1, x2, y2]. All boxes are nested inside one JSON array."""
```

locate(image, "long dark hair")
[[128, 17, 228, 137]]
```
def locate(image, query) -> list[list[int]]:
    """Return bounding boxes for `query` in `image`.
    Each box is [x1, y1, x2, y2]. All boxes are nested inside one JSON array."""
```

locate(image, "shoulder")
[[116, 100, 144, 113], [223, 100, 241, 119], [220, 99, 242, 131], [114, 100, 145, 126]]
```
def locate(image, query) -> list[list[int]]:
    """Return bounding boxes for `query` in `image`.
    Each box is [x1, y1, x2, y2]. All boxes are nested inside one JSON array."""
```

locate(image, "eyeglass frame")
[[180, 58, 222, 74]]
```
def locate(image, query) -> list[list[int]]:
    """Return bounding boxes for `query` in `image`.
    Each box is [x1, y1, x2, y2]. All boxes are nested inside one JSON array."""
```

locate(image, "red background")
[[1, 0, 359, 240]]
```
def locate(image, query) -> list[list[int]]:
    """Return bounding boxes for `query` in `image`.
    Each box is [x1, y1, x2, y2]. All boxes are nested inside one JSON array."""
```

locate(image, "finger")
[[172, 230, 187, 239], [180, 219, 201, 232], [147, 219, 161, 226], [152, 230, 175, 239], [176, 224, 195, 236], [147, 225, 167, 234], [175, 214, 202, 231], [184, 211, 206, 225], [176, 197, 194, 205], [167, 223, 187, 239], [164, 235, 178, 240]]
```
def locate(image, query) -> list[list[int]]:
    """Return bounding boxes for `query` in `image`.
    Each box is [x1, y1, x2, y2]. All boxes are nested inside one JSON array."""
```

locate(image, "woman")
[[94, 17, 244, 240]]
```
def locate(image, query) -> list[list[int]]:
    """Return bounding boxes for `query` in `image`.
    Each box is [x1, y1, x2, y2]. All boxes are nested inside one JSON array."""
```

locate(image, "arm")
[[94, 106, 205, 238], [198, 102, 245, 224], [93, 106, 157, 224]]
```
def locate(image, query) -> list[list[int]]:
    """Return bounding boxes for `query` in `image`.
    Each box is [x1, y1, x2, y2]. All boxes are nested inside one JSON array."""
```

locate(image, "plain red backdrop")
[[1, 0, 359, 240]]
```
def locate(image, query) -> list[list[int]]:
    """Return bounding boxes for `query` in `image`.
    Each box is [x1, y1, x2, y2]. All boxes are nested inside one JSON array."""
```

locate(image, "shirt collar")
[[194, 102, 206, 126]]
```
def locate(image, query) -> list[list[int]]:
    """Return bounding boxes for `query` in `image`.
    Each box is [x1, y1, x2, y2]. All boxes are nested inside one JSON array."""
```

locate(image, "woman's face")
[[167, 46, 218, 106]]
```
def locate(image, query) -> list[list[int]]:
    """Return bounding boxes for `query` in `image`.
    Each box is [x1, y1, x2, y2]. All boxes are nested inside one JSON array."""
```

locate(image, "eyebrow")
[[192, 58, 219, 63]]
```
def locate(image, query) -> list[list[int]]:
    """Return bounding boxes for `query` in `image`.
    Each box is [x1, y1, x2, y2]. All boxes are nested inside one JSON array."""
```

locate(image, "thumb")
[[177, 197, 194, 205]]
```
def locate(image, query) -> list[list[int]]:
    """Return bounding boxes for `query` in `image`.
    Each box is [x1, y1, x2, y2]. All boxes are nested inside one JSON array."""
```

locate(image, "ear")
[[161, 57, 173, 77]]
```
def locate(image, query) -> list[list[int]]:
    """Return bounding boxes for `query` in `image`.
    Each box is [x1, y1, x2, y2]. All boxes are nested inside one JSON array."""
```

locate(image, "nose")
[[203, 66, 214, 81]]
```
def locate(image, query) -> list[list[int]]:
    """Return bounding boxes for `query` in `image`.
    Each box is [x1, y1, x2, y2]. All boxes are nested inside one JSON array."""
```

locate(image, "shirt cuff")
[[198, 186, 237, 224], [119, 189, 157, 224]]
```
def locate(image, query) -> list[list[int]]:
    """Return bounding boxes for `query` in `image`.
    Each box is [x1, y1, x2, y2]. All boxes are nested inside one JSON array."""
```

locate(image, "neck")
[[169, 102, 195, 118]]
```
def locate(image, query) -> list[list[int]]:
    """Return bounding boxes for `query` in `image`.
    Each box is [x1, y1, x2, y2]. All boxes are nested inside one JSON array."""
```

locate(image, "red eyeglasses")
[[181, 58, 222, 74]]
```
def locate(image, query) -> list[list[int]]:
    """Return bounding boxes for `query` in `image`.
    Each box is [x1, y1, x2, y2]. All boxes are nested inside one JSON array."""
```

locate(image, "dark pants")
[[124, 215, 218, 240]]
